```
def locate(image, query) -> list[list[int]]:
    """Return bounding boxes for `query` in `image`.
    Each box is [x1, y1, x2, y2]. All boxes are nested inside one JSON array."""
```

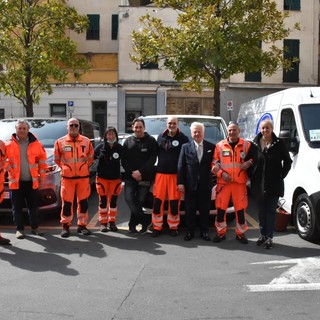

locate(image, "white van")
[[237, 87, 320, 242]]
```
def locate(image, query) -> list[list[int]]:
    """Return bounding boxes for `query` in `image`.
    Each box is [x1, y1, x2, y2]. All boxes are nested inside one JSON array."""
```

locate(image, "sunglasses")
[[69, 124, 79, 128]]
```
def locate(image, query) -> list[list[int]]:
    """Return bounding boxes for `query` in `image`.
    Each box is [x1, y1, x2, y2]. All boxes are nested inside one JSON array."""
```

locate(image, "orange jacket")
[[0, 140, 6, 201], [0, 140, 6, 183], [213, 138, 251, 184], [5, 133, 48, 190], [54, 134, 94, 178]]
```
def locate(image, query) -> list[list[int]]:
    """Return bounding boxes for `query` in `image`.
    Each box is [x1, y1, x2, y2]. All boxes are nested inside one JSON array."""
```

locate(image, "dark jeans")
[[258, 195, 279, 239], [124, 179, 150, 228], [184, 188, 211, 233], [11, 181, 39, 231]]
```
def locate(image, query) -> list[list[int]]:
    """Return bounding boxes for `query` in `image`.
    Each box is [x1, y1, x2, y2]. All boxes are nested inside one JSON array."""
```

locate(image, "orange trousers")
[[96, 177, 122, 225], [215, 183, 248, 236], [152, 173, 181, 231], [60, 177, 91, 227]]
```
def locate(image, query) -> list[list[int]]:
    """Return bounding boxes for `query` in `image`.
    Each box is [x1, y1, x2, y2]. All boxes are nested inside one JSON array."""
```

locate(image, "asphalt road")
[[1, 192, 320, 320]]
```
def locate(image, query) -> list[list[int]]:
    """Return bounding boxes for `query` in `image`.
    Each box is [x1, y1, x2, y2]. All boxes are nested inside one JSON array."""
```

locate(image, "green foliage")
[[131, 0, 299, 115], [0, 0, 89, 116]]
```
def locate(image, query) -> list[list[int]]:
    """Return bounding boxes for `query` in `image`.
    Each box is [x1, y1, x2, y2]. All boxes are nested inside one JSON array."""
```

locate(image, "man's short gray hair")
[[190, 122, 205, 132], [15, 119, 30, 129]]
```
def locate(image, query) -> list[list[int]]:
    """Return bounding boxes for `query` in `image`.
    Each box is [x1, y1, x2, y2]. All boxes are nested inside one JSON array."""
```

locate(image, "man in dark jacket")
[[151, 116, 189, 237], [177, 122, 215, 241], [122, 118, 158, 234]]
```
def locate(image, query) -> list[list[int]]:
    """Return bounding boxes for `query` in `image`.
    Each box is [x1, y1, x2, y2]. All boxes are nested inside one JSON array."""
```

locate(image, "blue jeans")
[[124, 179, 150, 228], [11, 181, 39, 231], [258, 195, 279, 239]]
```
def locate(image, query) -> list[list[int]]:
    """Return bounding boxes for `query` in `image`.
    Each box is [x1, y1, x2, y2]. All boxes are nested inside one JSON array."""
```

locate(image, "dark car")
[[0, 118, 101, 214]]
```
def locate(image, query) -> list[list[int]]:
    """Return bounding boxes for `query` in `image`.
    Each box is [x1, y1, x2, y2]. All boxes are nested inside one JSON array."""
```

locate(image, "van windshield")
[[143, 117, 226, 144], [300, 104, 320, 148], [0, 119, 67, 148]]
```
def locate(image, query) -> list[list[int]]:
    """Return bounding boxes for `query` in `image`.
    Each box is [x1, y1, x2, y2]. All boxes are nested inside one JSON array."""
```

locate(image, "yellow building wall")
[[61, 53, 118, 84]]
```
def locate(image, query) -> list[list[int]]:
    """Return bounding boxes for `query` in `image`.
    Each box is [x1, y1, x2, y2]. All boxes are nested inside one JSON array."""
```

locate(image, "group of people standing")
[[0, 115, 292, 250]]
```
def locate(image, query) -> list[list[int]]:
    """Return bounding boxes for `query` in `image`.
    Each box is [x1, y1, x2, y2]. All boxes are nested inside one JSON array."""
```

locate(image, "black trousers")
[[11, 181, 39, 231], [124, 179, 151, 228], [184, 187, 211, 233]]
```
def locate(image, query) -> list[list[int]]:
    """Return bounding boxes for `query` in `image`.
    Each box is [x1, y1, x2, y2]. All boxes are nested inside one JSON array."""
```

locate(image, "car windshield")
[[299, 104, 320, 148], [143, 116, 226, 144], [0, 119, 67, 148]]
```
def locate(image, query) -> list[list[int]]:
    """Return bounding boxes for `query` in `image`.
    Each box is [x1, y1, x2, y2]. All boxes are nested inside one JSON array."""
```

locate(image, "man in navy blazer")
[[177, 122, 215, 241]]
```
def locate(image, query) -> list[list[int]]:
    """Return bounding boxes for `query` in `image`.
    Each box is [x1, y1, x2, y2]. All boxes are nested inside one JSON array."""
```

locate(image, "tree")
[[0, 0, 89, 117], [131, 0, 299, 116]]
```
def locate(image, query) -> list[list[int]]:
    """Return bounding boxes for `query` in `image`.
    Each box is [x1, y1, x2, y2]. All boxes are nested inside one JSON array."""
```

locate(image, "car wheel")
[[293, 193, 320, 242]]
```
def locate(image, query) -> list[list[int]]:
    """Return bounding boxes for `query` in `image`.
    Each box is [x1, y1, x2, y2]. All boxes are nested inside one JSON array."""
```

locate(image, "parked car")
[[0, 118, 101, 214], [138, 115, 235, 215]]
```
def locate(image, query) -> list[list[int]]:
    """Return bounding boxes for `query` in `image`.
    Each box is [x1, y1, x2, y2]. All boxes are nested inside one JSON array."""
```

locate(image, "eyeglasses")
[[69, 124, 79, 128]]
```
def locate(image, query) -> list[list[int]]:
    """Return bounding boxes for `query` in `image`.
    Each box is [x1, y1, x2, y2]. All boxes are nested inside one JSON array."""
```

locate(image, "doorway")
[[93, 101, 107, 137]]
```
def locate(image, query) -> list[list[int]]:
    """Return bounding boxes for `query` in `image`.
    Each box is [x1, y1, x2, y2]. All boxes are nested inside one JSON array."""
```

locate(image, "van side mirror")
[[279, 130, 299, 155]]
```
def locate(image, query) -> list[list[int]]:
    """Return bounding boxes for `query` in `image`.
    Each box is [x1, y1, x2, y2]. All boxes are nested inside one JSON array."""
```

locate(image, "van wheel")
[[293, 193, 320, 242]]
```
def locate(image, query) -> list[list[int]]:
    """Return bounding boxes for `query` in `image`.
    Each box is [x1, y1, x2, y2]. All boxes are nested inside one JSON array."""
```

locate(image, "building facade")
[[0, 0, 319, 132]]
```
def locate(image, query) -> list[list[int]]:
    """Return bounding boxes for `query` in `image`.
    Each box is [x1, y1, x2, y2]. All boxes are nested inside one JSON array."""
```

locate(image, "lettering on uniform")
[[222, 149, 230, 157], [113, 152, 119, 159], [172, 140, 179, 147], [64, 145, 72, 152], [141, 148, 147, 152]]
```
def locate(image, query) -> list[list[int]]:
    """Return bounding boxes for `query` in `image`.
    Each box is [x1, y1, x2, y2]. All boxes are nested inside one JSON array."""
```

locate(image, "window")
[[0, 109, 4, 119], [140, 61, 159, 69], [50, 104, 66, 117], [125, 94, 157, 131], [245, 70, 261, 82], [112, 14, 118, 40], [284, 0, 300, 10], [280, 108, 297, 139], [86, 15, 100, 40], [245, 41, 261, 82], [283, 39, 299, 83]]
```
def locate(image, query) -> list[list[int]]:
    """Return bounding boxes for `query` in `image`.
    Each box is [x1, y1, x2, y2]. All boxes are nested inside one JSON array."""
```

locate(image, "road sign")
[[67, 101, 74, 107], [227, 100, 233, 111]]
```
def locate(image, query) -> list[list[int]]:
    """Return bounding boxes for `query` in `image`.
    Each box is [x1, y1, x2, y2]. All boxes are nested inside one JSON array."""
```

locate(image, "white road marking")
[[245, 257, 320, 292]]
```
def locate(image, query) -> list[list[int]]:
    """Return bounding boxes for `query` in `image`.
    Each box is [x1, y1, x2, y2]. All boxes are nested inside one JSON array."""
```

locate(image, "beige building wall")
[[229, 0, 319, 86]]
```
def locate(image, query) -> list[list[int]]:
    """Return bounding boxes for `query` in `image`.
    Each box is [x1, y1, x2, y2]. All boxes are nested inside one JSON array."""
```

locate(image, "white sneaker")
[[16, 230, 25, 239]]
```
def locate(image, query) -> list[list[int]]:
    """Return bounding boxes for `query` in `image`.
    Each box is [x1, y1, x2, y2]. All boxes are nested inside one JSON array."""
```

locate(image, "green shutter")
[[284, 0, 301, 11], [86, 14, 100, 40], [283, 39, 300, 83], [112, 15, 118, 40]]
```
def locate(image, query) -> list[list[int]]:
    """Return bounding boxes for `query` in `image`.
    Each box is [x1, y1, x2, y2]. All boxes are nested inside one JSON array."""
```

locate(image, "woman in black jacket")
[[94, 127, 123, 232], [252, 119, 292, 249]]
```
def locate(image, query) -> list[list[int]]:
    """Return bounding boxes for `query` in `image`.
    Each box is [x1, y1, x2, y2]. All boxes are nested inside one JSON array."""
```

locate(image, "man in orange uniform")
[[5, 120, 47, 239], [54, 118, 94, 238], [151, 116, 189, 237], [0, 139, 10, 245], [212, 121, 254, 244]]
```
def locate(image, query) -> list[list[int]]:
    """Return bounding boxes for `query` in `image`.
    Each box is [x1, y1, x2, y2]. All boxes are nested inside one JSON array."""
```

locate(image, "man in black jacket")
[[122, 118, 158, 234], [151, 116, 189, 237], [177, 122, 215, 241]]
